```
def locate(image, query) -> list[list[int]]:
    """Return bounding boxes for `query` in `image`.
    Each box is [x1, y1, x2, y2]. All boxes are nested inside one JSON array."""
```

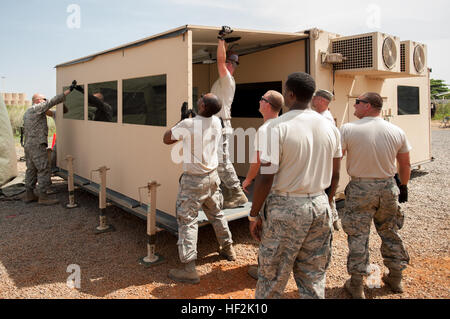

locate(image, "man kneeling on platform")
[[163, 93, 236, 284]]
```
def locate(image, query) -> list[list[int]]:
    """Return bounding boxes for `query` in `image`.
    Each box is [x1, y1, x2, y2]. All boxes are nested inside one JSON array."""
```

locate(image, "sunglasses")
[[260, 96, 274, 107], [355, 99, 369, 105]]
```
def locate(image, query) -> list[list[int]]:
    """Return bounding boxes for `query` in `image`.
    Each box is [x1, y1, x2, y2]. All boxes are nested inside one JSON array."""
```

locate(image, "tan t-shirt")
[[340, 116, 412, 178], [211, 71, 235, 127], [254, 119, 274, 152], [260, 109, 342, 194], [171, 115, 222, 175], [321, 109, 335, 125]]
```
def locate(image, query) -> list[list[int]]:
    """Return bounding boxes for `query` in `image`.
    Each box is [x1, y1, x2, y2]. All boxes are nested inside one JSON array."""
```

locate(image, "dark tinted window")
[[87, 81, 117, 122], [123, 75, 166, 126], [231, 81, 283, 118], [63, 85, 84, 120], [398, 86, 420, 115], [193, 87, 199, 113]]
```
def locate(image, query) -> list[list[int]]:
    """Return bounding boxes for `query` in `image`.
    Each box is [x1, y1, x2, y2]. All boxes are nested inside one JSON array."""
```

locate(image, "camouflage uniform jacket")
[[23, 94, 65, 148]]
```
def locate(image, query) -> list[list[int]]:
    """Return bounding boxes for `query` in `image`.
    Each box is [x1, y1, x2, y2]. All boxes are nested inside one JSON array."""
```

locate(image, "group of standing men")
[[163, 28, 411, 299], [22, 27, 411, 299]]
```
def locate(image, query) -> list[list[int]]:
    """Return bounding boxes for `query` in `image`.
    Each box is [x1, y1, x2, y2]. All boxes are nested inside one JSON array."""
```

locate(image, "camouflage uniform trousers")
[[24, 143, 51, 195], [330, 198, 339, 223], [217, 131, 241, 189], [325, 186, 339, 223], [255, 193, 333, 299], [341, 178, 409, 276], [176, 170, 233, 264]]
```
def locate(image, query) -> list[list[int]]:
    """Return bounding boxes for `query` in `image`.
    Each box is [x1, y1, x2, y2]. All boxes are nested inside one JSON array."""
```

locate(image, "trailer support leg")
[[94, 166, 115, 234], [139, 181, 165, 267], [65, 155, 78, 209]]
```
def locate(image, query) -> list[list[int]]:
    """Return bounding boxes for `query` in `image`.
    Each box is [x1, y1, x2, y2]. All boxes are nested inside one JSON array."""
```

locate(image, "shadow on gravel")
[[150, 265, 256, 299], [410, 169, 429, 179]]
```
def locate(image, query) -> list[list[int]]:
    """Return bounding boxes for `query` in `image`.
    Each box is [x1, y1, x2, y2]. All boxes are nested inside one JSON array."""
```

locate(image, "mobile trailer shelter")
[[54, 25, 431, 234]]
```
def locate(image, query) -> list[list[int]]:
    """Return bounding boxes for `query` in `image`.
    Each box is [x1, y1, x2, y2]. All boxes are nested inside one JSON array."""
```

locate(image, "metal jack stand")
[[92, 166, 115, 234], [65, 155, 78, 209], [138, 181, 165, 267]]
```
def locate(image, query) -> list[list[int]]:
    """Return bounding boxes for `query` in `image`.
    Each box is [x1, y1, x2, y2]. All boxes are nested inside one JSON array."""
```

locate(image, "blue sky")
[[1, 0, 449, 100]]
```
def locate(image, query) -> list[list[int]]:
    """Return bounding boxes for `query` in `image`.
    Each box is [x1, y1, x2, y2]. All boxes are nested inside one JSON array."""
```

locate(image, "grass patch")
[[6, 104, 56, 138], [433, 103, 450, 121]]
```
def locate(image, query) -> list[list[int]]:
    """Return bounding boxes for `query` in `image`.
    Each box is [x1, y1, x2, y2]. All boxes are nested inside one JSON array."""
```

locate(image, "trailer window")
[[87, 81, 117, 122], [63, 85, 84, 120], [398, 86, 420, 115], [231, 81, 283, 118], [122, 75, 167, 126]]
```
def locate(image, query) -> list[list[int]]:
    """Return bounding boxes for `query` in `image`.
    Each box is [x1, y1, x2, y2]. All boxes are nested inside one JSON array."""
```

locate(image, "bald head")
[[93, 93, 104, 102], [32, 93, 47, 105], [198, 93, 222, 117]]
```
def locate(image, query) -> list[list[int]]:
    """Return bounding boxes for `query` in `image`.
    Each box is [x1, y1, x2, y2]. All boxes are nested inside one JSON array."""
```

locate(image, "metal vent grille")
[[400, 43, 406, 72], [332, 36, 373, 70]]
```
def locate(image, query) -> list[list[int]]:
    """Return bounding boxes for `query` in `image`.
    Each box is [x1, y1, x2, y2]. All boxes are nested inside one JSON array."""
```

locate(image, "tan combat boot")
[[382, 269, 404, 293], [345, 274, 366, 299], [38, 191, 59, 205], [168, 261, 200, 284], [23, 189, 38, 203], [223, 187, 248, 209], [219, 243, 237, 261]]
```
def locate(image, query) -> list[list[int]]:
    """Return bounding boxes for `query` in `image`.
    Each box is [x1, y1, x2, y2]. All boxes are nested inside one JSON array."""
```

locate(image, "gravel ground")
[[0, 124, 449, 299]]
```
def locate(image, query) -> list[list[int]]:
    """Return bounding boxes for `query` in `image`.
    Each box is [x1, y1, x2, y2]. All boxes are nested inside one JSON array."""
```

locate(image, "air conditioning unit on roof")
[[330, 32, 401, 76], [400, 41, 427, 76]]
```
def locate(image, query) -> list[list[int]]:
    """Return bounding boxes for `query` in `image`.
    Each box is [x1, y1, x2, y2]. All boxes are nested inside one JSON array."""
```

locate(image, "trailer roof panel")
[[55, 25, 308, 68]]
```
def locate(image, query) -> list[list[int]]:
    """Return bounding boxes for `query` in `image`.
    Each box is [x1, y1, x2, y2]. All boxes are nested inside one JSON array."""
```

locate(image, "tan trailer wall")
[[382, 76, 431, 165], [194, 41, 306, 177], [56, 33, 191, 216]]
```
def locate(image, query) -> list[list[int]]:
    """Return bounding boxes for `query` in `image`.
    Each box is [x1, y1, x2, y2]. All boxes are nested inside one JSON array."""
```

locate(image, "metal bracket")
[[138, 181, 165, 267]]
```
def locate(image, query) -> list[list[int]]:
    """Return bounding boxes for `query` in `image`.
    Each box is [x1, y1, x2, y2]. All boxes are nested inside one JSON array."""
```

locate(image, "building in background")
[[1, 93, 31, 106]]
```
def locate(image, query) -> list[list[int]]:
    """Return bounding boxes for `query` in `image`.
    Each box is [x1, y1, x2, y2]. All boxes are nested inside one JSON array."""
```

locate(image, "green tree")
[[430, 79, 449, 99]]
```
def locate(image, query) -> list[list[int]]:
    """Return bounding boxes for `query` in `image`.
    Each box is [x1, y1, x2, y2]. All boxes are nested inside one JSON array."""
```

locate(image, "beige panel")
[[230, 41, 306, 85], [193, 64, 212, 100], [56, 34, 190, 217], [383, 75, 431, 165]]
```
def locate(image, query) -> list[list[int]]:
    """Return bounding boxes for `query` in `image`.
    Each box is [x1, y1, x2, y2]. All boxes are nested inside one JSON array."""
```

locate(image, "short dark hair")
[[285, 72, 316, 104], [363, 92, 383, 109], [202, 94, 222, 117]]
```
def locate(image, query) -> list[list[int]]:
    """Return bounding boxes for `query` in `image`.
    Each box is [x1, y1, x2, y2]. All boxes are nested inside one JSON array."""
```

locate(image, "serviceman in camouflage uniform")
[[248, 72, 342, 299], [163, 93, 236, 284], [312, 89, 341, 231], [340, 92, 411, 299], [242, 90, 283, 280], [23, 87, 73, 205], [212, 27, 248, 209]]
